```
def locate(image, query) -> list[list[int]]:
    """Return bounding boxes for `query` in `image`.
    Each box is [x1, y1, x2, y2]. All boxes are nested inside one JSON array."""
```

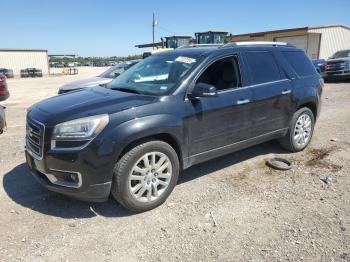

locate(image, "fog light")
[[70, 173, 78, 183]]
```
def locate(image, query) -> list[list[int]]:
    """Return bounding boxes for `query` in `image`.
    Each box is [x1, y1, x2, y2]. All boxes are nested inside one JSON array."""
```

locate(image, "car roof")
[[154, 43, 299, 59], [155, 47, 220, 57]]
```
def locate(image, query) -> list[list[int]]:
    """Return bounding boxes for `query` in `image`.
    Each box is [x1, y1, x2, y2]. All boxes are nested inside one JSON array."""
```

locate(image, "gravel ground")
[[0, 69, 349, 262]]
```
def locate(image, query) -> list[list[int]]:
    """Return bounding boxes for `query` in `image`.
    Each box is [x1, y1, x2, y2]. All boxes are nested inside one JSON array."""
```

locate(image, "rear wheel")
[[111, 141, 179, 212], [279, 107, 315, 152]]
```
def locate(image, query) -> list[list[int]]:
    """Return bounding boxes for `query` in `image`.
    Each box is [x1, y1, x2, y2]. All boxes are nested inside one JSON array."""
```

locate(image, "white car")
[[58, 60, 140, 94]]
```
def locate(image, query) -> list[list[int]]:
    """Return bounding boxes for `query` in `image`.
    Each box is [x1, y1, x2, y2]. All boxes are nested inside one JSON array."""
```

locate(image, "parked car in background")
[[26, 42, 322, 212], [0, 74, 9, 101], [325, 49, 350, 81], [0, 68, 14, 78], [312, 59, 326, 78], [0, 105, 5, 134], [21, 68, 43, 78], [0, 75, 9, 134], [58, 60, 140, 94]]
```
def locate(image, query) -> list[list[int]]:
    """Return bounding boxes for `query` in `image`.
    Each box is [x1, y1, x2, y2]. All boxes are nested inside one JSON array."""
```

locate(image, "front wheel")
[[111, 141, 179, 212], [279, 107, 315, 152]]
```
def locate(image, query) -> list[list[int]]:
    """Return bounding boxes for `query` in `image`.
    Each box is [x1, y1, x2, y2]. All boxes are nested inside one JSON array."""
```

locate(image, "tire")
[[111, 141, 179, 212], [279, 107, 315, 152]]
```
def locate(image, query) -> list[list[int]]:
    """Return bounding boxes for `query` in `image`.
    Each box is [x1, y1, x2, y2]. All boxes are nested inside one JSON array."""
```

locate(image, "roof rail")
[[221, 41, 295, 48], [177, 44, 223, 49]]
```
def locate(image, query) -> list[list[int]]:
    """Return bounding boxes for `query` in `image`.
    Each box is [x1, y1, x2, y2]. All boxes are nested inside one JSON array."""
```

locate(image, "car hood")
[[30, 86, 158, 126], [59, 76, 112, 91]]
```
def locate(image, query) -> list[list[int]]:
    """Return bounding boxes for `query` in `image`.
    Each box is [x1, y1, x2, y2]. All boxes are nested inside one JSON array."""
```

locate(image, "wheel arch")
[[118, 133, 184, 170], [296, 100, 318, 119]]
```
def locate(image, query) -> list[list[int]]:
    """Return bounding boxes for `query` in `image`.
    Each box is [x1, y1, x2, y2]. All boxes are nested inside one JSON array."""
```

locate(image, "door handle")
[[236, 99, 250, 105], [281, 90, 291, 95]]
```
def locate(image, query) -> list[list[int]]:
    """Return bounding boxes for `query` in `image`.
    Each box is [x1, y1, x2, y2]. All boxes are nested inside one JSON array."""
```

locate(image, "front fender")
[[106, 114, 185, 160]]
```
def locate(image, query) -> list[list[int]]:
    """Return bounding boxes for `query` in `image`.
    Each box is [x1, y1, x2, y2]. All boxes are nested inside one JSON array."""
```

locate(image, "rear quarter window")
[[282, 51, 316, 77], [245, 51, 282, 85]]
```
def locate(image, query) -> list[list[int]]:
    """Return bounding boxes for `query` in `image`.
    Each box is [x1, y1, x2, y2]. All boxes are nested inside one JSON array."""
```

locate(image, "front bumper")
[[0, 93, 9, 102], [25, 149, 112, 202]]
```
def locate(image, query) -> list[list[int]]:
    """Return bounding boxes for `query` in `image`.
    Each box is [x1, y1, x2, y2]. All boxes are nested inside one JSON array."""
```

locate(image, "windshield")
[[198, 34, 211, 44], [99, 61, 138, 78], [213, 33, 226, 44], [107, 54, 199, 96], [330, 50, 350, 59]]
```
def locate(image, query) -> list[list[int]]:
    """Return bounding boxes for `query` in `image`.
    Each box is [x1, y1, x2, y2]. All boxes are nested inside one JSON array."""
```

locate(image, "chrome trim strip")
[[50, 139, 93, 152], [281, 90, 292, 95], [46, 168, 82, 188], [236, 99, 250, 105]]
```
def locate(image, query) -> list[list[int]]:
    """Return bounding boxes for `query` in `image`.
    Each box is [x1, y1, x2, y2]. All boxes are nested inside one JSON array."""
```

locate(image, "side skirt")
[[183, 128, 288, 169]]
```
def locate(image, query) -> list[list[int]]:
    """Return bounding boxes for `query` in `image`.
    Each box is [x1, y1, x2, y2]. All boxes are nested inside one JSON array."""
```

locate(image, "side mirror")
[[188, 82, 217, 98], [316, 68, 321, 74], [114, 72, 121, 78]]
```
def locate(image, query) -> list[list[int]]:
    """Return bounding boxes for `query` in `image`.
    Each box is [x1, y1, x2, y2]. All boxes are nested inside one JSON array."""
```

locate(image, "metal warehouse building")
[[0, 49, 49, 77], [227, 24, 350, 59]]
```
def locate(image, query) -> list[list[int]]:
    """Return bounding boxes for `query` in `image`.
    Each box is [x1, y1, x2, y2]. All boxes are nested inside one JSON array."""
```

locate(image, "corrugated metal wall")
[[227, 29, 309, 42], [0, 50, 49, 76], [309, 26, 350, 59], [227, 29, 320, 58]]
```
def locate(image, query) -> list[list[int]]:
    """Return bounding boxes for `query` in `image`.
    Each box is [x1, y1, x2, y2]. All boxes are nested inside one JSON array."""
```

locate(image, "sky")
[[2, 0, 350, 57]]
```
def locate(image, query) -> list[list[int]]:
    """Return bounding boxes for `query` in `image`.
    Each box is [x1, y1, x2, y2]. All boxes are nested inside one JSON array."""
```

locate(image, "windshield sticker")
[[175, 56, 196, 64], [160, 86, 168, 90]]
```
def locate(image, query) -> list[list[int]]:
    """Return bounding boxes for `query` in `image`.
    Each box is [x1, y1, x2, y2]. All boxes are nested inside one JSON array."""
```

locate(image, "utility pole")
[[152, 13, 156, 50]]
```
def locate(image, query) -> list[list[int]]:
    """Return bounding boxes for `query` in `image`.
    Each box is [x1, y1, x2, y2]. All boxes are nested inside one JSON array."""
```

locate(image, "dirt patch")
[[306, 147, 343, 171]]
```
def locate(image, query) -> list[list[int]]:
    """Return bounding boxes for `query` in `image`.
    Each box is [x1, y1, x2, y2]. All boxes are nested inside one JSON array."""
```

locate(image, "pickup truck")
[[325, 49, 350, 81]]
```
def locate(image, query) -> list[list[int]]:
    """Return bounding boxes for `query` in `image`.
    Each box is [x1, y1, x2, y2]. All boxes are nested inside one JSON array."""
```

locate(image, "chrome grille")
[[26, 117, 45, 159], [326, 61, 347, 71]]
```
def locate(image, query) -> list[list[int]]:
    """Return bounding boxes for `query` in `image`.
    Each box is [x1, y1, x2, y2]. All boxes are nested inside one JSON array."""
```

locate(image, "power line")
[[157, 25, 176, 35]]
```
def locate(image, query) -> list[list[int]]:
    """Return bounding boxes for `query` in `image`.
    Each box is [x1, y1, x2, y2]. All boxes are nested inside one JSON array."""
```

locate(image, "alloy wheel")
[[128, 152, 172, 203], [293, 113, 312, 147]]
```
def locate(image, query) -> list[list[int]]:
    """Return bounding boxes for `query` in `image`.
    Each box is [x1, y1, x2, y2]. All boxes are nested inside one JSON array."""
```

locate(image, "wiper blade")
[[110, 87, 141, 94]]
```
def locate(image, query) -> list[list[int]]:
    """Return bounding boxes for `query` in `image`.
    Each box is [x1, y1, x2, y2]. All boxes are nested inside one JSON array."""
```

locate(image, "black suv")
[[25, 42, 323, 211], [21, 68, 43, 78]]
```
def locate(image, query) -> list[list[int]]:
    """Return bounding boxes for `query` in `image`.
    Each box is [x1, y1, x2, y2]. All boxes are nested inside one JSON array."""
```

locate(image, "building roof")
[[0, 48, 47, 52], [196, 30, 228, 34], [165, 35, 193, 39], [309, 24, 350, 30], [135, 42, 163, 48], [228, 24, 350, 38], [48, 54, 77, 57]]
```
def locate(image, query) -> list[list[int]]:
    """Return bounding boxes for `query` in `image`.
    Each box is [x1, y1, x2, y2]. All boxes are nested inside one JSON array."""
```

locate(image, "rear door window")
[[245, 51, 282, 85], [282, 51, 316, 77]]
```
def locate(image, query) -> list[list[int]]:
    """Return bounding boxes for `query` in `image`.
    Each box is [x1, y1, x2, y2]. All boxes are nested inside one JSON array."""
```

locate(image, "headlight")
[[52, 114, 109, 141]]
